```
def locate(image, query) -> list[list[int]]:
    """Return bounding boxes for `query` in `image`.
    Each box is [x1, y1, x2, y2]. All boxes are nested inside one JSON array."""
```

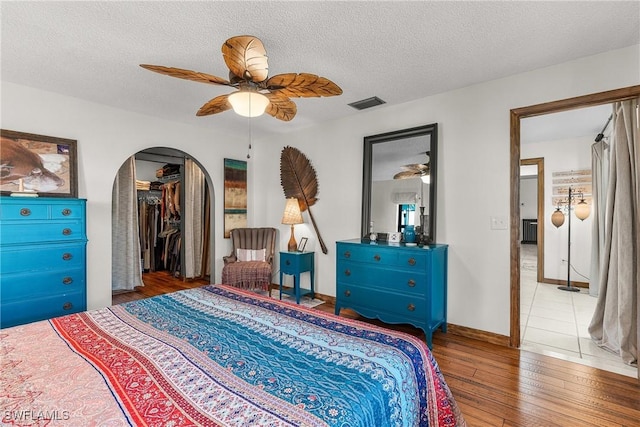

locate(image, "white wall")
[[522, 135, 594, 283], [519, 178, 538, 221], [1, 82, 247, 310], [2, 44, 638, 337], [253, 44, 639, 336]]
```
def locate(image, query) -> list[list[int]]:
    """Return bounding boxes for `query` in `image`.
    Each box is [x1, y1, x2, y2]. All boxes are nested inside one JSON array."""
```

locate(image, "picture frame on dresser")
[[297, 237, 308, 252], [0, 129, 78, 198]]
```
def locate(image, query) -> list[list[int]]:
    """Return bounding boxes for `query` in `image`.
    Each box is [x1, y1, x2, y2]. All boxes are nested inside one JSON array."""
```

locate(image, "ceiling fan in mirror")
[[393, 152, 431, 182], [140, 35, 342, 121]]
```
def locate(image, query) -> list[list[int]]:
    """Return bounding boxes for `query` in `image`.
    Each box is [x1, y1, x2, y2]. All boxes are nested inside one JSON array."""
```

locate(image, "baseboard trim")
[[541, 278, 588, 288], [446, 323, 511, 347]]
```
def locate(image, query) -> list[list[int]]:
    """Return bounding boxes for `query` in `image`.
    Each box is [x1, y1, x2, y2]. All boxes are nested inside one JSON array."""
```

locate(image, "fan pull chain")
[[247, 97, 253, 159]]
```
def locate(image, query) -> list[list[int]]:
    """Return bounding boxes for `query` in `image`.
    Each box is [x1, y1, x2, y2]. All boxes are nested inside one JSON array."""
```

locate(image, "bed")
[[1, 284, 466, 426]]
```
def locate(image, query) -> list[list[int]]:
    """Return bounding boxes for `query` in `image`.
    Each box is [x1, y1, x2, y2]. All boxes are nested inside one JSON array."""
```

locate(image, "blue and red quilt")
[[1, 285, 465, 426]]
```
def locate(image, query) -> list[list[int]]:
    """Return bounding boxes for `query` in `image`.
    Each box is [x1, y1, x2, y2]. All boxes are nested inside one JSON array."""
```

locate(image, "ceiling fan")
[[393, 152, 431, 180], [140, 35, 342, 121]]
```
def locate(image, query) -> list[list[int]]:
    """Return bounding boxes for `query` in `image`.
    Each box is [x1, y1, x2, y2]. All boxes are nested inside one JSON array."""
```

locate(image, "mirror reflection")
[[362, 124, 438, 244]]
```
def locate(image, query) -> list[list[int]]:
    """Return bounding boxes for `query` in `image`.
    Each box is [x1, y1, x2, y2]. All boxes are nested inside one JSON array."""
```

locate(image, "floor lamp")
[[551, 186, 590, 292]]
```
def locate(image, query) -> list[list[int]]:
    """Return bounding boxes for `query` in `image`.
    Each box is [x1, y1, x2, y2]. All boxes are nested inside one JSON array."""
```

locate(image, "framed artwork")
[[551, 169, 592, 207], [297, 237, 308, 252], [223, 158, 247, 238], [0, 129, 78, 198]]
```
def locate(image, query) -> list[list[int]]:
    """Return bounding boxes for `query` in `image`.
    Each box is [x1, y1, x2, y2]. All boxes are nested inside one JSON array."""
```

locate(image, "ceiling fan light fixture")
[[228, 91, 269, 117]]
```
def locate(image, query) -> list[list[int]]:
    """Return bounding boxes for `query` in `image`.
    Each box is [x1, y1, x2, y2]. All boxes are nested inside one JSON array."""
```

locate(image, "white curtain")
[[112, 156, 143, 291], [589, 140, 609, 297], [589, 98, 639, 368], [183, 158, 205, 278]]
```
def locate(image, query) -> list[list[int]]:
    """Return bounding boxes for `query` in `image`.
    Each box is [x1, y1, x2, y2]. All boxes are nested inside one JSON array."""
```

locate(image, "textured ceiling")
[[1, 1, 638, 139]]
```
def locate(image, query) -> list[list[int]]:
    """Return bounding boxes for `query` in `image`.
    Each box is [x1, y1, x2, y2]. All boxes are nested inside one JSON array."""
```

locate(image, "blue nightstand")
[[279, 251, 315, 304]]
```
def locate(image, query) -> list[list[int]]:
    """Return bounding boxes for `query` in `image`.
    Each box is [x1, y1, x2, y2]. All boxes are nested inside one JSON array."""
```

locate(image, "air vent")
[[348, 96, 386, 110]]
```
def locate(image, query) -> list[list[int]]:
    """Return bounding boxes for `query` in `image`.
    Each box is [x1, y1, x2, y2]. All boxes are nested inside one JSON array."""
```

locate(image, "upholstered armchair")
[[222, 227, 277, 291]]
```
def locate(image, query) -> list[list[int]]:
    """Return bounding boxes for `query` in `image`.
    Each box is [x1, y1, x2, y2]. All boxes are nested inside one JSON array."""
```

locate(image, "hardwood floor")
[[112, 271, 209, 304], [113, 272, 640, 426]]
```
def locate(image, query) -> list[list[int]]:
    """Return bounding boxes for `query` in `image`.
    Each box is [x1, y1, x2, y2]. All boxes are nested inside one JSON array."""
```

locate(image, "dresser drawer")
[[0, 243, 86, 274], [338, 245, 428, 269], [0, 199, 85, 220], [337, 261, 426, 293], [0, 202, 50, 220], [1, 220, 85, 245], [0, 291, 86, 329], [336, 283, 427, 322], [1, 268, 85, 302]]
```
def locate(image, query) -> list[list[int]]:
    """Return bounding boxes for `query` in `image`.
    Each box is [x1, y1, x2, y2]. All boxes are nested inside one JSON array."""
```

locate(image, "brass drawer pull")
[[344, 290, 351, 297], [408, 258, 416, 266], [63, 302, 73, 310], [62, 228, 72, 236], [408, 279, 416, 287], [62, 277, 73, 285], [344, 250, 351, 258], [373, 254, 381, 261], [344, 269, 351, 276], [407, 303, 415, 311], [62, 208, 72, 216], [20, 208, 31, 216], [62, 253, 73, 261]]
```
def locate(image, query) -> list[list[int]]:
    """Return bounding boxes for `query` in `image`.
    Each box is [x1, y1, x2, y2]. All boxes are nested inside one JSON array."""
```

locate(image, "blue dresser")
[[335, 239, 448, 347], [0, 197, 87, 328]]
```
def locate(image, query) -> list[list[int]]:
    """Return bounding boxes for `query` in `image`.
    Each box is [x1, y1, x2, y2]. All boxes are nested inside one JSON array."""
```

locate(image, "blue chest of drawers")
[[0, 197, 87, 328], [335, 239, 448, 347]]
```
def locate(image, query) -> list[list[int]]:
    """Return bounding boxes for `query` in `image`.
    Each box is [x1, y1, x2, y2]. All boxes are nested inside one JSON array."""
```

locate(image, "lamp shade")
[[228, 91, 269, 117], [281, 198, 303, 225], [551, 208, 565, 228], [575, 199, 590, 221]]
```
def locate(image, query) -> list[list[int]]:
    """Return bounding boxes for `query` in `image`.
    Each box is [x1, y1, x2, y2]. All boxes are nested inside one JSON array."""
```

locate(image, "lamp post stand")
[[558, 187, 580, 292]]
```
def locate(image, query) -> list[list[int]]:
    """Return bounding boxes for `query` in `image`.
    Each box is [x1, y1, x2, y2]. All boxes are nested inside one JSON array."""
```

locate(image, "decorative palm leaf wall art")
[[279, 146, 327, 254]]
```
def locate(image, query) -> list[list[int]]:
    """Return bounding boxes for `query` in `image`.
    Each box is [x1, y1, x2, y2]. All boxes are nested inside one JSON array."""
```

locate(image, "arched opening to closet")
[[111, 147, 215, 301]]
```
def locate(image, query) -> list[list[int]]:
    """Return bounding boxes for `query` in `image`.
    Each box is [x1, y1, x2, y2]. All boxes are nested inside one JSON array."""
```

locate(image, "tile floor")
[[520, 244, 638, 378]]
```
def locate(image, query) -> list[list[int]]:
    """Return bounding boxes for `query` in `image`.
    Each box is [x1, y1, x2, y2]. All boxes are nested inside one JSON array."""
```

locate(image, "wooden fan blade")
[[264, 92, 297, 121], [266, 73, 342, 98], [140, 64, 231, 86], [222, 36, 269, 83], [393, 171, 420, 180], [401, 163, 429, 172], [197, 94, 232, 116]]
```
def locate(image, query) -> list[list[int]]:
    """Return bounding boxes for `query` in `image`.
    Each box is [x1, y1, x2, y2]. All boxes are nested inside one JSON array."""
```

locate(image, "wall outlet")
[[490, 216, 508, 230]]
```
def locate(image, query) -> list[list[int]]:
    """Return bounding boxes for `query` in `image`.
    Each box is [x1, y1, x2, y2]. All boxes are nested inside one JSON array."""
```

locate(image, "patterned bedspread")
[[1, 285, 465, 426]]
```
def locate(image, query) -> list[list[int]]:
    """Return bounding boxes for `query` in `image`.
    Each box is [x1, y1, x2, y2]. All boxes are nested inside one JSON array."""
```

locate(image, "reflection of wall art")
[[1, 129, 78, 197], [552, 169, 592, 207], [223, 158, 247, 238]]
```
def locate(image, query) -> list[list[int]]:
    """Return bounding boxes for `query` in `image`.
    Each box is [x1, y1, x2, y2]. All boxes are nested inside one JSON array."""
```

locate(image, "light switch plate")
[[490, 216, 508, 230]]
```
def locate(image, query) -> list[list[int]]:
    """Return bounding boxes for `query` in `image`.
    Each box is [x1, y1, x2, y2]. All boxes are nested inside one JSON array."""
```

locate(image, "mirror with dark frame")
[[361, 123, 438, 245]]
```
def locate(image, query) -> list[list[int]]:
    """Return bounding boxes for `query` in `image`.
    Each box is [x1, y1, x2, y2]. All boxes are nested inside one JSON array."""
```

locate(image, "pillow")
[[236, 248, 266, 262]]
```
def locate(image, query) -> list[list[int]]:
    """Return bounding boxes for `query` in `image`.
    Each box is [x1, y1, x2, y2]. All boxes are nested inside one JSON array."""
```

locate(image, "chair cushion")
[[236, 248, 266, 262]]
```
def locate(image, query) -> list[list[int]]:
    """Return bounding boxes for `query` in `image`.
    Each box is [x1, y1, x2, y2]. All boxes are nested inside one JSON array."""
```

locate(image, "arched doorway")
[[111, 147, 215, 299]]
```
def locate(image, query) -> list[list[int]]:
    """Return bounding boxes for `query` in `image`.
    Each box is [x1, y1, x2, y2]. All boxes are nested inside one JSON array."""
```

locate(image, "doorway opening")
[[111, 147, 215, 303], [510, 85, 640, 378]]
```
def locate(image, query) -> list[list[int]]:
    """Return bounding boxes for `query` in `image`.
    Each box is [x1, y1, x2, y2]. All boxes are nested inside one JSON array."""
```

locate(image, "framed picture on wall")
[[223, 158, 247, 238], [0, 129, 78, 198]]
